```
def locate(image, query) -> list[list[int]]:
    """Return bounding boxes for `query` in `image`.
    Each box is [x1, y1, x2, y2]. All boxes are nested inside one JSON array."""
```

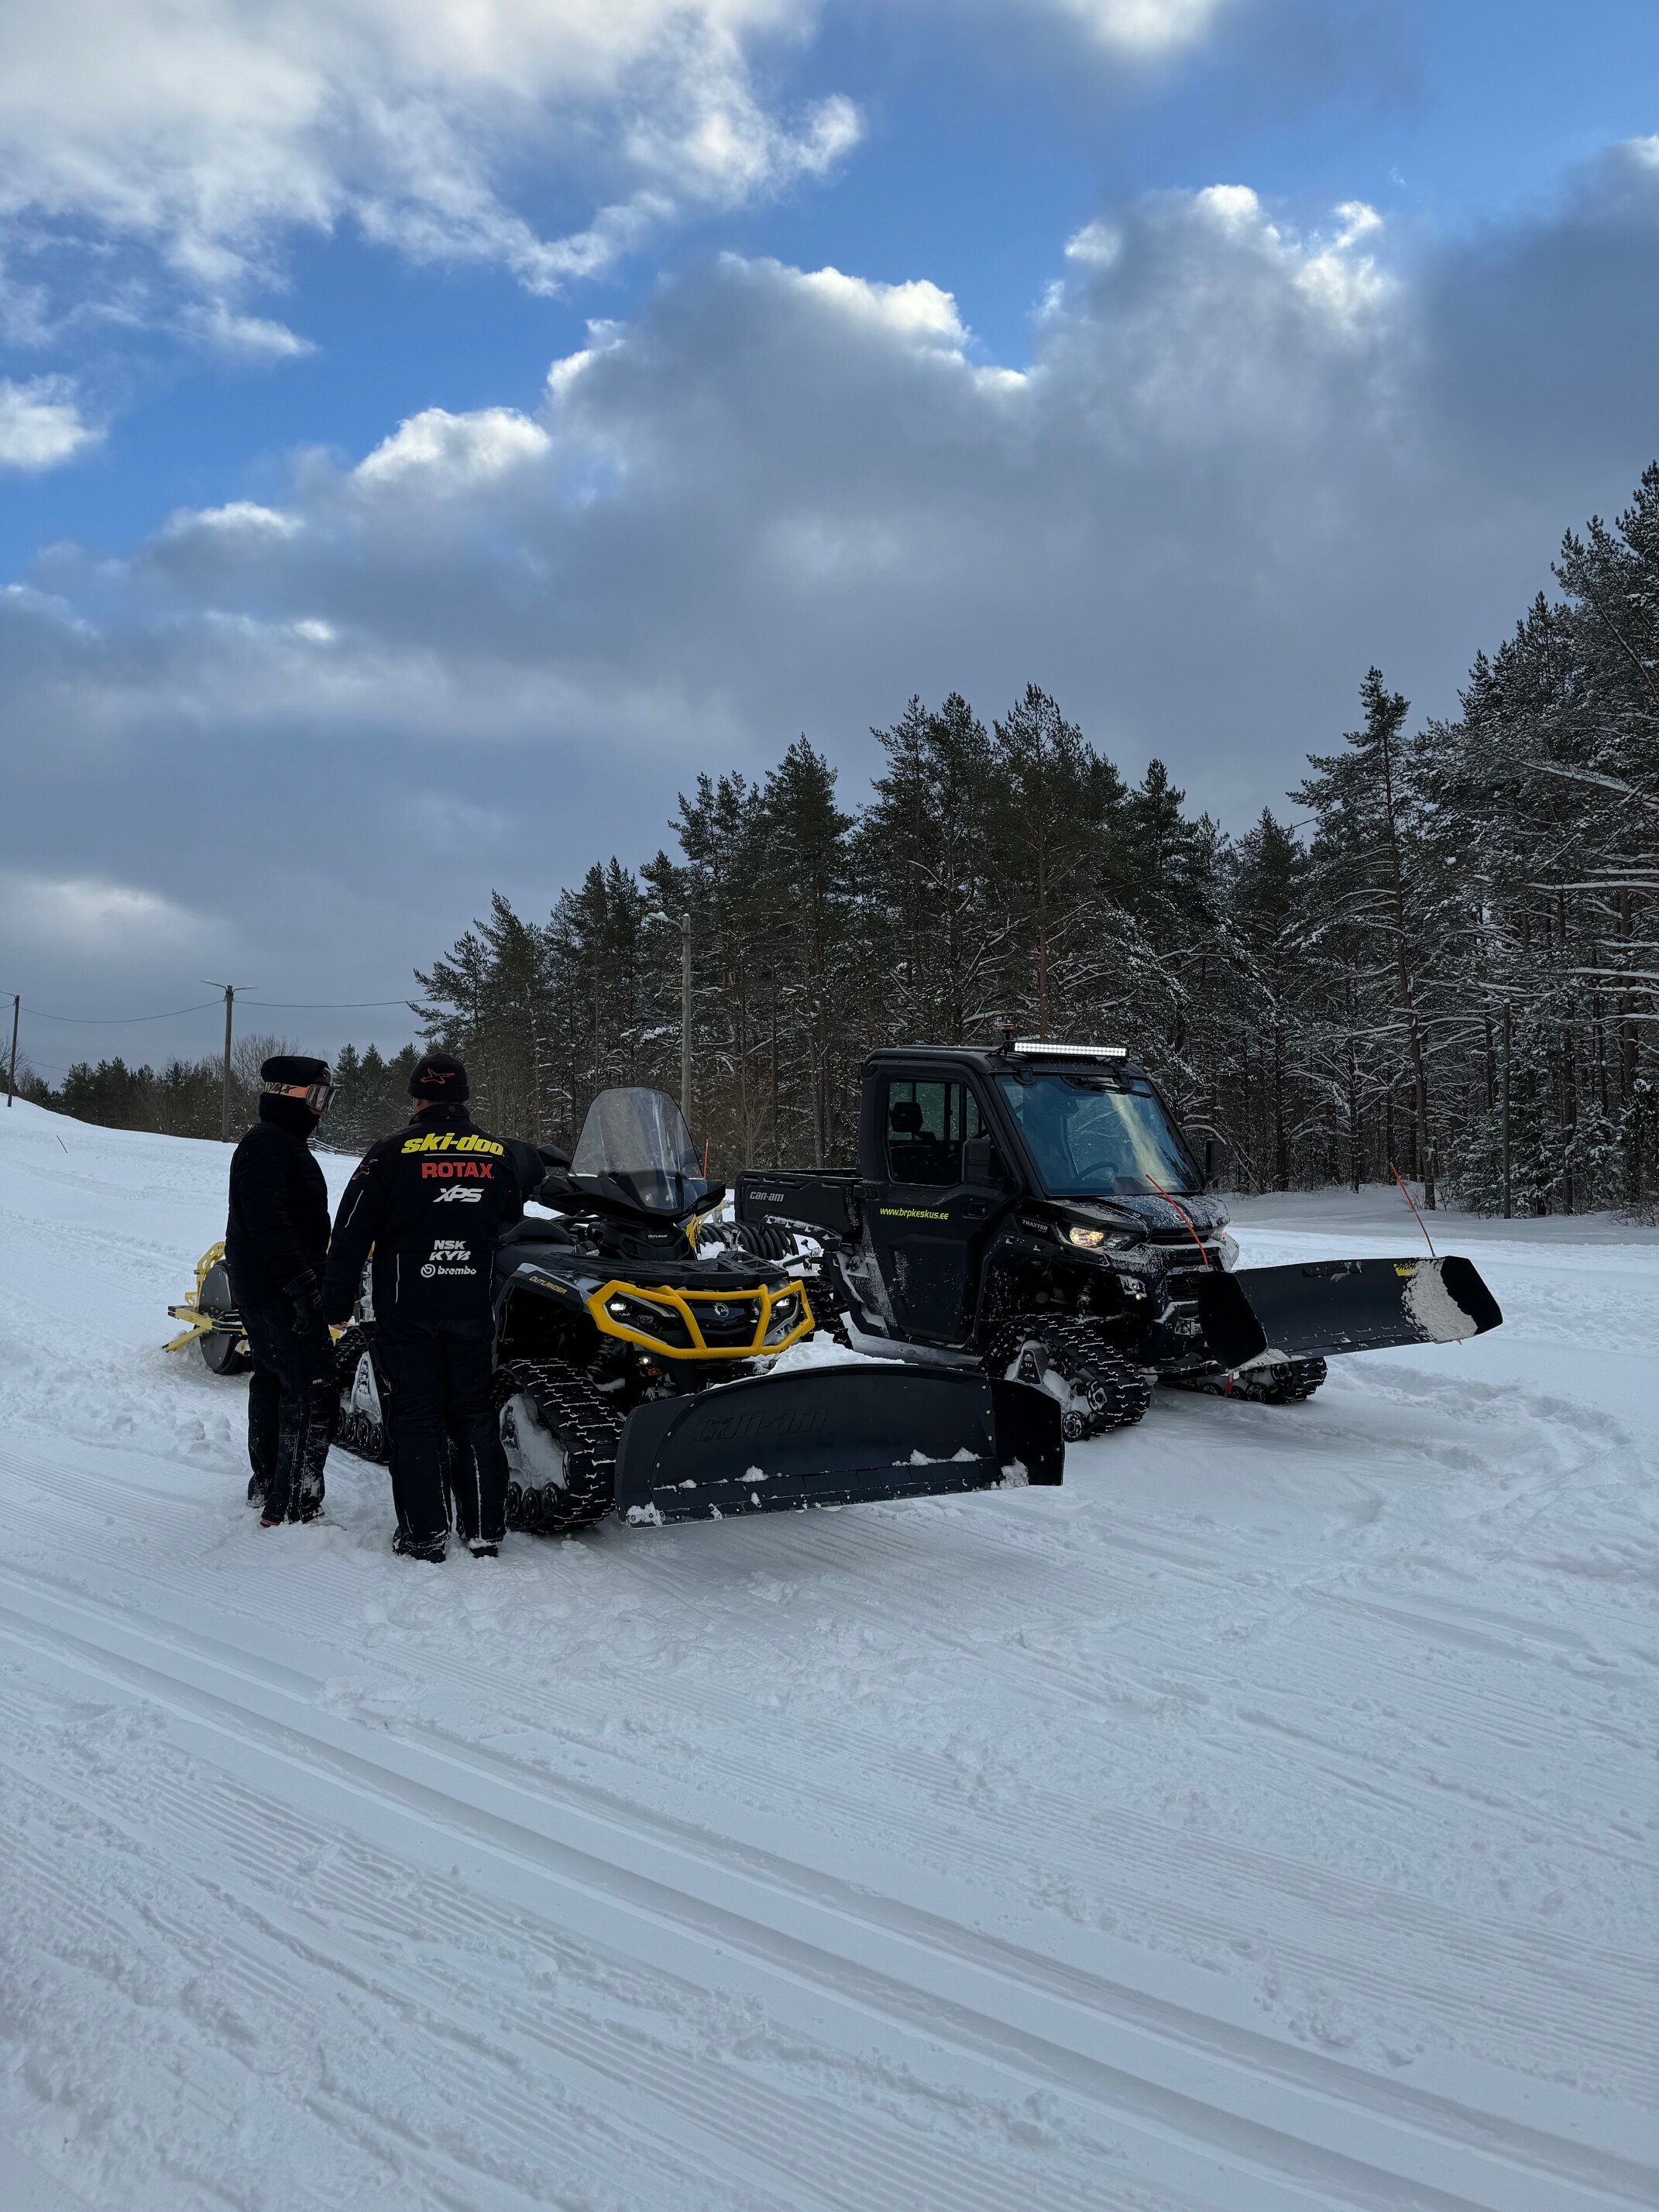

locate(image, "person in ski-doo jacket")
[[225, 1054, 338, 1527], [323, 1054, 524, 1563]]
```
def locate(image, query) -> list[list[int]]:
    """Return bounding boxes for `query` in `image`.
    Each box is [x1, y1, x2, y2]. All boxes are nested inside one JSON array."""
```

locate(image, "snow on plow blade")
[[1197, 1256, 1503, 1370], [612, 1367, 1063, 1526]]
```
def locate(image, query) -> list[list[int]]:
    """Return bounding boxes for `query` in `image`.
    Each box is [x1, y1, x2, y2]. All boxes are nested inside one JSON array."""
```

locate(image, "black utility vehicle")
[[731, 1039, 1503, 1441]]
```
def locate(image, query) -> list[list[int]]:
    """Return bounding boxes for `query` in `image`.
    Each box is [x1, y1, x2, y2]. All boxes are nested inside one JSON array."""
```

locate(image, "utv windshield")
[[996, 1073, 1201, 1198], [571, 1087, 703, 1214]]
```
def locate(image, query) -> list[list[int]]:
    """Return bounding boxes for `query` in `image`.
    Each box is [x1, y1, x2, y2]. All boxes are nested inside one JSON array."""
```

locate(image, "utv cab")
[[732, 1040, 1503, 1440]]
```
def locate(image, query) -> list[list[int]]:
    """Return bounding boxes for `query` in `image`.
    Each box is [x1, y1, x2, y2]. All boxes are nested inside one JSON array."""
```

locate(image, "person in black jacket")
[[225, 1053, 337, 1527], [322, 1054, 524, 1561]]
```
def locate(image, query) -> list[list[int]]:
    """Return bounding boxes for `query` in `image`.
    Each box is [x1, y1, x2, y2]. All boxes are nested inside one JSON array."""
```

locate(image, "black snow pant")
[[376, 1321, 507, 1549], [239, 1293, 337, 1523]]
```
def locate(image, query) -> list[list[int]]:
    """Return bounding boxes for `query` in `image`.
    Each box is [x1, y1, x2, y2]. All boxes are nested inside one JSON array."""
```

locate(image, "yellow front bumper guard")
[[586, 1277, 815, 1361]]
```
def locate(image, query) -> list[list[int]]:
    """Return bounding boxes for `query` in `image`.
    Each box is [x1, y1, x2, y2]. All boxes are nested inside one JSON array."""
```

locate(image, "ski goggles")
[[263, 1079, 335, 1115]]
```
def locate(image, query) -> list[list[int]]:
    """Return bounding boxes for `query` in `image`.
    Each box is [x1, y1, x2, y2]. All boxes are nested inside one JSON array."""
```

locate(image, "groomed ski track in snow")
[[1, 1101, 1654, 2212]]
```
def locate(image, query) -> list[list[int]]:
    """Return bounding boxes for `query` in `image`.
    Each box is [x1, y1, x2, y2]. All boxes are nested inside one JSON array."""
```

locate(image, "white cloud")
[[0, 376, 99, 471], [4, 158, 1658, 1015], [1064, 220, 1122, 269], [1044, 0, 1227, 53], [163, 500, 302, 538], [0, 0, 860, 331], [356, 407, 552, 487], [788, 266, 968, 348], [0, 870, 198, 953], [193, 306, 316, 359]]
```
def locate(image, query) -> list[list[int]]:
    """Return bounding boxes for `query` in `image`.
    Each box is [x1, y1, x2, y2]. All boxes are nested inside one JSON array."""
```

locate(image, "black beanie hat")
[[410, 1053, 469, 1102], [261, 1053, 331, 1087]]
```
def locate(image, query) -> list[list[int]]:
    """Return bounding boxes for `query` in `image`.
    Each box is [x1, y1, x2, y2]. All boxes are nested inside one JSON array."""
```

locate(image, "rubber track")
[[991, 1315, 1154, 1435], [493, 1356, 621, 1535], [330, 1323, 389, 1463], [1163, 1358, 1328, 1406]]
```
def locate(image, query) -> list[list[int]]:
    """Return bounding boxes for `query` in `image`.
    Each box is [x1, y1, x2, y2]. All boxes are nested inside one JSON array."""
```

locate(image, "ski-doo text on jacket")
[[322, 1105, 524, 1328], [225, 1097, 331, 1305]]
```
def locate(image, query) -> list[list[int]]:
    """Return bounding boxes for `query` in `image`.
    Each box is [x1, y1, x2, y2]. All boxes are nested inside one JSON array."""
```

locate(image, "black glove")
[[283, 1271, 328, 1339]]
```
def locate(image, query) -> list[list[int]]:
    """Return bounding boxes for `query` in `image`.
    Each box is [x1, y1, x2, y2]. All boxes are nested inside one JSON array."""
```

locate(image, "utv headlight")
[[1066, 1220, 1137, 1252]]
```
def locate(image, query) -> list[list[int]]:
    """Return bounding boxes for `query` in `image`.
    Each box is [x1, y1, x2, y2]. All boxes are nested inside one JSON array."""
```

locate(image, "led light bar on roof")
[[1012, 1040, 1127, 1058]]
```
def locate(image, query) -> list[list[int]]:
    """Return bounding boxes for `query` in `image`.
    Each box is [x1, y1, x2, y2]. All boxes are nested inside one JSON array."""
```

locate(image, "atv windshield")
[[571, 1087, 704, 1214], [996, 1073, 1201, 1197]]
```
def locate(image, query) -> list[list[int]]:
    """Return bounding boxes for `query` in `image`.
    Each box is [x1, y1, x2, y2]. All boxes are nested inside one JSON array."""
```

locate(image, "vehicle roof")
[[862, 1043, 1150, 1080]]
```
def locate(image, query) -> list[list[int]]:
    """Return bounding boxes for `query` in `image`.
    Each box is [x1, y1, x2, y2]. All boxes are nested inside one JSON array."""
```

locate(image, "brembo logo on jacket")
[[400, 1132, 505, 1156], [421, 1238, 477, 1279]]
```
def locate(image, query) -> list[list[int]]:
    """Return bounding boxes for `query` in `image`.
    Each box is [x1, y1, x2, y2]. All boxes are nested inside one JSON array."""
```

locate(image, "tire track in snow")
[[3, 1441, 1654, 2109], [0, 1777, 840, 2212], [2, 1566, 1653, 2212], [0, 1621, 1233, 2212]]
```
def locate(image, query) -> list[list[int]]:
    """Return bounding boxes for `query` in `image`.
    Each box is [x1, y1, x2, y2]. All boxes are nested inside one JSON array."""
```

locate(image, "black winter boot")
[[393, 1530, 447, 1564]]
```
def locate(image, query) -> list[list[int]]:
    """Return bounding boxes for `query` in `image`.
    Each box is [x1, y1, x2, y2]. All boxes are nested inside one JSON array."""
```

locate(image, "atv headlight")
[[1067, 1224, 1108, 1249], [606, 1293, 694, 1348], [764, 1290, 802, 1342]]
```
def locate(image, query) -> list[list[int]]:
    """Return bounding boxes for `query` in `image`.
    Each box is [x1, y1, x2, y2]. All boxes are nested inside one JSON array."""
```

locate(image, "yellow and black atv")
[[177, 1087, 1063, 1534]]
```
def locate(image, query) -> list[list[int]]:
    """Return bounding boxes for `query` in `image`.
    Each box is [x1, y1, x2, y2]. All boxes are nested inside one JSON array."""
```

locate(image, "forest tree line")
[[25, 464, 1658, 1214]]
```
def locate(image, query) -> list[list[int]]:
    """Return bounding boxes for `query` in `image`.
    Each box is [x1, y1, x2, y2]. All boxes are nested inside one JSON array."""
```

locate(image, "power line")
[[12, 995, 419, 1022], [19, 1001, 221, 1024]]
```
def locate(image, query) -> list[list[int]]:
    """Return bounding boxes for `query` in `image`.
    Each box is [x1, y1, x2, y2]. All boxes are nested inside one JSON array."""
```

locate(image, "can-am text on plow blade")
[[613, 1365, 1063, 1524]]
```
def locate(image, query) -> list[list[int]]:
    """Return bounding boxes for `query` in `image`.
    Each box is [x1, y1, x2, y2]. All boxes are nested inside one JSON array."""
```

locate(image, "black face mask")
[[259, 1092, 321, 1139]]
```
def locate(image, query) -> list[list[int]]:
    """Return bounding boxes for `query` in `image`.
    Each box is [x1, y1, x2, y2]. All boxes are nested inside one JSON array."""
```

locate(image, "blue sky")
[[3, 0, 1658, 1073]]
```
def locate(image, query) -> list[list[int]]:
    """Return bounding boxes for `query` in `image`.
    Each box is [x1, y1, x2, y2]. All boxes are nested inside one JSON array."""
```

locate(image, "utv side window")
[[883, 1080, 986, 1186]]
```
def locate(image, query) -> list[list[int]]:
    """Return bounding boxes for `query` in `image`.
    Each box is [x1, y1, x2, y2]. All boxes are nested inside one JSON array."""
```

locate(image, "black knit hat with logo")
[[410, 1053, 469, 1102]]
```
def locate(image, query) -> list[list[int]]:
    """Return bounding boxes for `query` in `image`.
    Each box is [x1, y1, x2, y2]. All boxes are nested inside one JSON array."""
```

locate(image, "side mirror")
[[1203, 1136, 1223, 1188], [538, 1145, 572, 1170], [960, 1133, 1006, 1187]]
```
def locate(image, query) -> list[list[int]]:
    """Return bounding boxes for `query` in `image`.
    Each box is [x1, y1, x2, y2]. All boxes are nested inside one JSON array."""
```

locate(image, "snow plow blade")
[[1197, 1256, 1503, 1370], [613, 1366, 1063, 1526]]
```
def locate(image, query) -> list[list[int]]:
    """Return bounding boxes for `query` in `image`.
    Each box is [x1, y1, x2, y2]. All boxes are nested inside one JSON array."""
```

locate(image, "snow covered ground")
[[1, 1097, 1654, 2212]]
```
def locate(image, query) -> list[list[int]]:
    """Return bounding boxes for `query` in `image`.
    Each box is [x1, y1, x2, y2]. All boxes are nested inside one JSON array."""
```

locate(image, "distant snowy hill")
[[2, 1100, 1655, 2210]]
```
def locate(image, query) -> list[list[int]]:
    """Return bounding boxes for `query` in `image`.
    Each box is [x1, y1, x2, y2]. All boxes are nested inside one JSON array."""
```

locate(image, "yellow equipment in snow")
[[164, 1242, 251, 1374]]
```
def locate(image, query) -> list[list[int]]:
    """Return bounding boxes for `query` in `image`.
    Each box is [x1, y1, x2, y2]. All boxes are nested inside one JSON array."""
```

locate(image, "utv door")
[[866, 1074, 1006, 1345]]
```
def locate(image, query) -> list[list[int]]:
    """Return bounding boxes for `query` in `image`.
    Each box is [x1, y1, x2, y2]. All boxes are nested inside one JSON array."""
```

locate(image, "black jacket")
[[323, 1105, 524, 1328], [225, 1099, 331, 1304]]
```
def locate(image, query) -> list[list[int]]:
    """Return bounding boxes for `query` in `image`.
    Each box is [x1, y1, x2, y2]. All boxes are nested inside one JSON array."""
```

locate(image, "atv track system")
[[493, 1358, 621, 1535]]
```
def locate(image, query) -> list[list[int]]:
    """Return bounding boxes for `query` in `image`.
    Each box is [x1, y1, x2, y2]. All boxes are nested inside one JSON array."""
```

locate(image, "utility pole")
[[1500, 1003, 1513, 1221], [203, 981, 249, 1142], [679, 912, 692, 1130], [5, 993, 18, 1108]]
